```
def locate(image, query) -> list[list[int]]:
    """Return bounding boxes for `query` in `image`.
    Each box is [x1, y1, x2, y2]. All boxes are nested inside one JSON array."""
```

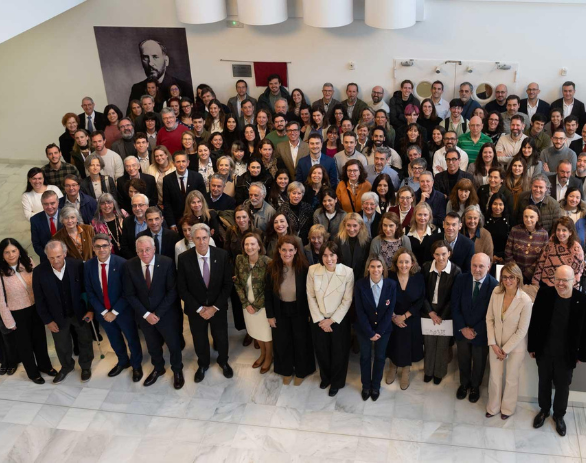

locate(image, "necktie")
[[202, 257, 210, 287], [88, 115, 93, 133], [472, 281, 480, 305], [372, 283, 381, 307], [180, 176, 186, 195], [145, 264, 151, 289], [101, 263, 111, 310], [154, 234, 161, 254], [582, 143, 586, 153], [49, 217, 56, 236]]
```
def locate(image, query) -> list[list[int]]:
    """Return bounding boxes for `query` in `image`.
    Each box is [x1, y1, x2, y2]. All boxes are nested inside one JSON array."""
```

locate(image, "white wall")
[[0, 0, 585, 162]]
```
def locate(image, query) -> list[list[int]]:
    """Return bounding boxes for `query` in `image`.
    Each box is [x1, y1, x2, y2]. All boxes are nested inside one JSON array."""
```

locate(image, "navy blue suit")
[[451, 272, 498, 388], [84, 255, 142, 369], [354, 277, 397, 391], [58, 192, 97, 226], [30, 211, 63, 262], [450, 234, 475, 274], [295, 154, 339, 189]]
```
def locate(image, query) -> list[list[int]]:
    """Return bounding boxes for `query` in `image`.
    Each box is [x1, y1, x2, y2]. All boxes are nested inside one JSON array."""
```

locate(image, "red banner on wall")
[[253, 62, 288, 88]]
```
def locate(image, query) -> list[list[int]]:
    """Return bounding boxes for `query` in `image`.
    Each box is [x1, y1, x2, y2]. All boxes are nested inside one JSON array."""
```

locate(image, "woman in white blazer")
[[307, 240, 354, 398], [486, 262, 533, 420]]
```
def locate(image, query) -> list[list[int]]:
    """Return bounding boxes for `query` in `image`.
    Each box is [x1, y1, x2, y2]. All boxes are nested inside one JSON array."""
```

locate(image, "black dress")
[[484, 216, 511, 260], [408, 230, 443, 268], [386, 272, 425, 367]]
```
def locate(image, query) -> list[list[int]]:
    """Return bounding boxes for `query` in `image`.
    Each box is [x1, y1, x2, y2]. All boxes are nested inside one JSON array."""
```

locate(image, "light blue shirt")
[[370, 279, 383, 307], [134, 216, 147, 236]]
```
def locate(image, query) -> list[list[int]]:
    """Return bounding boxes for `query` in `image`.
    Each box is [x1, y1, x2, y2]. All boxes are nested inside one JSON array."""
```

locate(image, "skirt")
[[243, 307, 272, 342]]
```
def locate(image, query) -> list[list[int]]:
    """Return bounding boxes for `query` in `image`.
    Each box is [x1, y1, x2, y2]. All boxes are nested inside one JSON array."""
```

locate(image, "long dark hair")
[[484, 111, 504, 134], [268, 235, 308, 292], [486, 192, 511, 222], [25, 167, 46, 193], [473, 142, 499, 175], [0, 238, 33, 276], [515, 138, 540, 167], [268, 169, 291, 210], [265, 213, 298, 250], [371, 173, 396, 208]]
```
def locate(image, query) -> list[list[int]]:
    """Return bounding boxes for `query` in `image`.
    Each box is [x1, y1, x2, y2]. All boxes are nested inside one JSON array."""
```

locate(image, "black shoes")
[[0, 366, 6, 375], [319, 380, 329, 390], [433, 377, 442, 385], [108, 364, 130, 378], [533, 410, 550, 429], [41, 368, 58, 377], [194, 366, 208, 383], [174, 371, 185, 390], [328, 388, 339, 397], [553, 416, 567, 436], [361, 389, 371, 401], [456, 385, 469, 400], [243, 334, 253, 346], [144, 369, 166, 387], [6, 367, 16, 376], [469, 387, 480, 403], [371, 390, 380, 401], [132, 368, 143, 383], [53, 369, 72, 384], [31, 377, 45, 385], [81, 369, 92, 383], [423, 375, 433, 383], [220, 363, 233, 379]]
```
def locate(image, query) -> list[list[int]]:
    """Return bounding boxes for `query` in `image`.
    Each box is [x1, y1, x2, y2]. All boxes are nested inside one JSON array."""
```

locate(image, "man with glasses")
[[156, 108, 189, 154], [312, 82, 340, 122], [403, 158, 426, 192], [541, 128, 577, 173], [434, 148, 475, 197], [111, 118, 137, 159], [275, 121, 309, 179], [458, 116, 492, 164], [120, 193, 150, 259], [432, 131, 468, 174], [520, 83, 551, 120], [265, 113, 289, 147], [85, 234, 143, 382], [58, 174, 97, 224], [42, 144, 81, 193], [496, 115, 528, 166], [528, 265, 586, 437], [484, 84, 508, 113], [524, 113, 552, 153], [369, 86, 390, 113]]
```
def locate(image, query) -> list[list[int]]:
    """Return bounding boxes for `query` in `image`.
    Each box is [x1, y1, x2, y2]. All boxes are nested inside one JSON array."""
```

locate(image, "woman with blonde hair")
[[147, 145, 176, 207], [183, 190, 223, 246], [335, 212, 371, 284], [304, 224, 329, 265], [407, 202, 442, 267], [486, 263, 533, 420]]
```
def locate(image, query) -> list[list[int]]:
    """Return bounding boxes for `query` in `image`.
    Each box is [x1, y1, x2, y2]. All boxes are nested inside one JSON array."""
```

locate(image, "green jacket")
[[234, 254, 271, 311]]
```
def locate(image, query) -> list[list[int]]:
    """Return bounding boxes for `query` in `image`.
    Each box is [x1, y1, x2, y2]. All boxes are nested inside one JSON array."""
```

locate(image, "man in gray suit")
[[312, 82, 340, 123], [228, 80, 257, 118], [275, 121, 309, 179]]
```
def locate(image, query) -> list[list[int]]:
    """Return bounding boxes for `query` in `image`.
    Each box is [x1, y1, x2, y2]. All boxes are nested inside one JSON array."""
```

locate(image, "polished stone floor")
[[1, 161, 586, 462]]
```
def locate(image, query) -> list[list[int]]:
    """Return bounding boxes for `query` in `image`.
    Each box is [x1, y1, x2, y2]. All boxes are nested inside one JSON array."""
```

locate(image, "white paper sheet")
[[421, 318, 453, 336]]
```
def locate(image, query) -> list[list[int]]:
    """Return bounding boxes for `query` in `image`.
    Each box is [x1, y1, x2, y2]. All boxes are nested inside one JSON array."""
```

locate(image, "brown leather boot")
[[252, 341, 265, 369], [260, 341, 273, 374]]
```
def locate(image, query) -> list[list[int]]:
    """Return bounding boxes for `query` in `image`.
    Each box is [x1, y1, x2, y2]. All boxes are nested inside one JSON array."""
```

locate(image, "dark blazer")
[[520, 99, 551, 118], [227, 95, 258, 117], [119, 215, 141, 259], [116, 172, 158, 212], [59, 131, 75, 163], [33, 257, 87, 328], [128, 74, 194, 112], [422, 260, 462, 320], [123, 254, 179, 319], [177, 246, 233, 316], [295, 154, 339, 190], [551, 97, 586, 128], [414, 188, 447, 228], [545, 173, 583, 200], [388, 205, 413, 233], [354, 277, 397, 339], [478, 185, 514, 216], [111, 138, 139, 160], [162, 171, 206, 227], [528, 285, 586, 366], [84, 255, 129, 315], [433, 170, 475, 197], [205, 193, 236, 211], [450, 234, 475, 273], [78, 111, 107, 132], [451, 272, 499, 346], [569, 138, 585, 156], [342, 98, 369, 126], [137, 228, 181, 261], [80, 175, 119, 203], [30, 211, 63, 261], [265, 268, 309, 319], [335, 237, 371, 284], [58, 192, 98, 226]]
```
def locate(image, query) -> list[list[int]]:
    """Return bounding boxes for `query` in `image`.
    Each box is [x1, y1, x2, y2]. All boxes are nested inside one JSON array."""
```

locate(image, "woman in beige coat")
[[486, 262, 533, 420]]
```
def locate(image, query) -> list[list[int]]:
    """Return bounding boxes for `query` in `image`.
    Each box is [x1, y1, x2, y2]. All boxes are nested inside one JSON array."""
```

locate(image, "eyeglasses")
[[132, 203, 147, 208], [286, 129, 299, 133], [64, 183, 79, 188], [346, 169, 360, 173], [501, 275, 516, 281], [554, 277, 574, 283], [93, 244, 110, 250], [446, 158, 459, 162], [552, 137, 566, 141]]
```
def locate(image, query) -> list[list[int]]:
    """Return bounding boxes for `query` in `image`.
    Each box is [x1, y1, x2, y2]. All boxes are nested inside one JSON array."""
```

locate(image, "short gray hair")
[[460, 81, 474, 91], [374, 146, 391, 159], [132, 193, 149, 205], [160, 108, 175, 117], [463, 204, 485, 228], [531, 173, 551, 188], [136, 235, 154, 250], [275, 98, 288, 106], [361, 191, 379, 206], [124, 156, 140, 166], [419, 171, 434, 181], [59, 205, 84, 225], [92, 233, 111, 245], [411, 158, 427, 169], [140, 95, 154, 104], [82, 96, 94, 104], [191, 223, 211, 239], [323, 82, 334, 90], [249, 182, 267, 198], [45, 240, 67, 255], [84, 153, 104, 171], [406, 145, 422, 155], [287, 181, 305, 196], [210, 173, 226, 186]]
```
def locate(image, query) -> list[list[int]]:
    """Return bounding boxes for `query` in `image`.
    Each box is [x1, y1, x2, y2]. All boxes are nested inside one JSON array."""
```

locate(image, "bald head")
[[469, 116, 483, 135], [526, 82, 540, 100], [471, 253, 491, 280], [554, 265, 574, 298], [372, 86, 385, 104], [495, 84, 508, 104]]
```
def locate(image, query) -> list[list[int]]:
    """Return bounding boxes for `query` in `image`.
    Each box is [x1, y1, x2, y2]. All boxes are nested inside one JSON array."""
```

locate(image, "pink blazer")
[[0, 263, 35, 329]]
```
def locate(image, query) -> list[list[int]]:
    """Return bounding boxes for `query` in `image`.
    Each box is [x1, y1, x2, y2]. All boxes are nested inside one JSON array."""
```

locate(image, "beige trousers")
[[486, 349, 526, 415]]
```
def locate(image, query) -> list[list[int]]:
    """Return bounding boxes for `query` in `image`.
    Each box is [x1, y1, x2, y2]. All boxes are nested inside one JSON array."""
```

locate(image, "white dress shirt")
[[52, 262, 66, 280], [430, 260, 452, 304], [563, 100, 574, 119], [290, 140, 301, 166]]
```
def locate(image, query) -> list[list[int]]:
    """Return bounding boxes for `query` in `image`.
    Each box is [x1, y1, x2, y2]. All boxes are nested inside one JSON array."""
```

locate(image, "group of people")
[[4, 75, 586, 438]]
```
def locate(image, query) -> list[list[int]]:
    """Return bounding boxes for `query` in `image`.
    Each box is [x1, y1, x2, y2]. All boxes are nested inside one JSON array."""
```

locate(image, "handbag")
[[0, 275, 14, 335]]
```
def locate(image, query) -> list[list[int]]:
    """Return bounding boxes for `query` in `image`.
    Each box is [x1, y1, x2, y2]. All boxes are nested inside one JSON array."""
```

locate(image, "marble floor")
[[2, 161, 586, 462]]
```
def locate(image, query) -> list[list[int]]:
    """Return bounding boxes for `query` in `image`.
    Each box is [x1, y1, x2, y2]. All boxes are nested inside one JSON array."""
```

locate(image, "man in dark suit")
[[78, 97, 106, 132], [451, 252, 498, 403], [33, 240, 94, 384], [162, 152, 206, 230], [110, 119, 138, 160], [551, 81, 586, 130], [520, 83, 551, 118], [134, 100, 162, 133], [116, 156, 157, 212], [138, 207, 180, 261], [342, 83, 368, 126], [546, 159, 582, 201], [414, 172, 446, 228], [58, 175, 97, 225], [295, 133, 338, 189], [441, 212, 475, 273], [84, 234, 143, 382], [237, 99, 256, 128], [569, 125, 586, 156], [177, 223, 233, 383], [311, 83, 340, 123], [528, 265, 586, 436], [275, 121, 310, 179], [227, 80, 257, 118], [451, 253, 498, 403], [433, 148, 475, 198], [123, 235, 184, 389], [31, 190, 63, 262], [119, 193, 149, 259], [127, 39, 194, 110]]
